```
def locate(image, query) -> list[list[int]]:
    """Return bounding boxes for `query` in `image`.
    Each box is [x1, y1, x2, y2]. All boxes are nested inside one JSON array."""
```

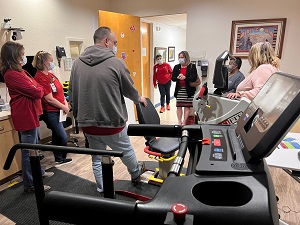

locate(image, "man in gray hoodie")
[[69, 26, 147, 193]]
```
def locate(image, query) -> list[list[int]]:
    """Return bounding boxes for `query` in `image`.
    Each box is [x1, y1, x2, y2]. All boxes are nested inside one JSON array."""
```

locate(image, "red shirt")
[[179, 67, 187, 87], [4, 69, 43, 131], [34, 71, 66, 112], [153, 62, 172, 86]]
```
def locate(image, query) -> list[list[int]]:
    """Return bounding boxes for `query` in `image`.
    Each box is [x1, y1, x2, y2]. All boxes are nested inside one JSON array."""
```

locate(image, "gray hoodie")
[[69, 45, 140, 128]]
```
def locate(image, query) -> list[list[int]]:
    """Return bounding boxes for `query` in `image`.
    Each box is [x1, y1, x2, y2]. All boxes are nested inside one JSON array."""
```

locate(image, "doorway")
[[141, 13, 187, 107]]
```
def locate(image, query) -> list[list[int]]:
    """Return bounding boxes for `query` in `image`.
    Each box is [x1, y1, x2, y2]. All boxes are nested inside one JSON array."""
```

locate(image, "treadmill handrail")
[[4, 143, 123, 170]]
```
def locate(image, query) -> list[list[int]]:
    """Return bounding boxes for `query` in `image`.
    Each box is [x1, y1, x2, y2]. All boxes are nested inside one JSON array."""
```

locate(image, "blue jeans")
[[158, 80, 171, 107], [42, 111, 68, 162], [85, 126, 140, 193], [20, 128, 45, 190]]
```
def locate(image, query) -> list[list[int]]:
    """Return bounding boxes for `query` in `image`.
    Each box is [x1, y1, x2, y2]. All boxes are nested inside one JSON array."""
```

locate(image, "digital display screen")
[[235, 72, 300, 162], [245, 75, 297, 133]]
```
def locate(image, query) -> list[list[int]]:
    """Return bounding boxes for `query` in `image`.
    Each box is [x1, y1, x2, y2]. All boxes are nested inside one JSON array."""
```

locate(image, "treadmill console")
[[196, 72, 300, 174]]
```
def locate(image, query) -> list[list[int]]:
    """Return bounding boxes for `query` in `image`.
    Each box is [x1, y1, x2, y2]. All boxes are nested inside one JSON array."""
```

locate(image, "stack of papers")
[[265, 132, 300, 171]]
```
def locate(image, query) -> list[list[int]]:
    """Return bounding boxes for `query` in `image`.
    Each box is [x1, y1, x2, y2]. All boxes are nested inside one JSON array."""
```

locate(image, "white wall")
[[0, 0, 109, 82], [109, 0, 300, 88], [148, 22, 186, 106]]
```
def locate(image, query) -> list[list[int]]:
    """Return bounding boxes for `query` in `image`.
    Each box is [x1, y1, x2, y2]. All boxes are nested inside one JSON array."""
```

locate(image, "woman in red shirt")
[[33, 51, 72, 167], [0, 41, 53, 193], [153, 54, 173, 113]]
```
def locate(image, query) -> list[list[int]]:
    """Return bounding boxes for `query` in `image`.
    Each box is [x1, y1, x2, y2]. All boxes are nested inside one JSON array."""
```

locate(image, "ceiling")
[[142, 13, 187, 29]]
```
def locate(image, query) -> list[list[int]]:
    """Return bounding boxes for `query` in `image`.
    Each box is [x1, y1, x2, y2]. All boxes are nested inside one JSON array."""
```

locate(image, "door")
[[141, 22, 151, 98], [98, 10, 142, 95]]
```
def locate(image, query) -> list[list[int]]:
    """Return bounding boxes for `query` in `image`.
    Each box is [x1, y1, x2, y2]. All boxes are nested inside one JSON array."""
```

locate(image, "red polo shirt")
[[34, 71, 65, 112]]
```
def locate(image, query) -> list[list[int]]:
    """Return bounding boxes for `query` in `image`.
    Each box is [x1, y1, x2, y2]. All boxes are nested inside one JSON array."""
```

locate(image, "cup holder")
[[192, 181, 252, 206]]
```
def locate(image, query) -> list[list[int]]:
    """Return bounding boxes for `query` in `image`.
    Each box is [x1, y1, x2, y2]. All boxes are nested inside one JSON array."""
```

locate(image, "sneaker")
[[24, 185, 51, 193], [166, 104, 170, 110], [55, 158, 73, 167], [159, 106, 165, 113], [42, 171, 54, 179], [131, 162, 146, 186]]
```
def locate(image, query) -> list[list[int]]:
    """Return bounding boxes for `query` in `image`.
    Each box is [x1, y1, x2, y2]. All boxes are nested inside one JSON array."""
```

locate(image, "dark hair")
[[32, 51, 52, 71], [233, 57, 242, 69], [0, 41, 24, 75], [155, 54, 162, 59], [93, 26, 111, 44]]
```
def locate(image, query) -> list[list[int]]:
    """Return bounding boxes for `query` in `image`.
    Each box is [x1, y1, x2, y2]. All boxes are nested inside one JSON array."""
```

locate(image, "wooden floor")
[[1, 99, 300, 225]]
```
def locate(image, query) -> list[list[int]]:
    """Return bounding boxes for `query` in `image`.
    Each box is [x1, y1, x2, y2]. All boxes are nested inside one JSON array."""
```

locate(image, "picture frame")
[[154, 47, 167, 63], [168, 46, 175, 62], [229, 18, 287, 58]]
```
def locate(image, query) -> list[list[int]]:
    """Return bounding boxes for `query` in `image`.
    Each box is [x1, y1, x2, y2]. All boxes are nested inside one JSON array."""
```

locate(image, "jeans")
[[20, 128, 45, 190], [42, 111, 68, 162], [85, 126, 140, 193], [158, 80, 171, 107]]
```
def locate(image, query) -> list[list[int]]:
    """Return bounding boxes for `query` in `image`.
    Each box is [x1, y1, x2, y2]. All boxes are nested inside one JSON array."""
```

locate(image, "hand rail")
[[4, 143, 123, 170], [3, 143, 124, 225]]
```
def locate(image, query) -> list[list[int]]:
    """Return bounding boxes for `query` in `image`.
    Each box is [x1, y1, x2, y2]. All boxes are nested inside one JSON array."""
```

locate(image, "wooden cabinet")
[[0, 117, 21, 184]]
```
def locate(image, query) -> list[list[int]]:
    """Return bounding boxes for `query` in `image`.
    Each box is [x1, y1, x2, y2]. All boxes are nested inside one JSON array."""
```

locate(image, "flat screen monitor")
[[235, 72, 300, 163], [22, 56, 37, 77], [212, 50, 229, 95]]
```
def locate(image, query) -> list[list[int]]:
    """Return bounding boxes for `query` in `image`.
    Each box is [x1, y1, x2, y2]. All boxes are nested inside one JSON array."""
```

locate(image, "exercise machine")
[[4, 72, 300, 225], [193, 50, 250, 125], [193, 82, 251, 124], [135, 97, 181, 185]]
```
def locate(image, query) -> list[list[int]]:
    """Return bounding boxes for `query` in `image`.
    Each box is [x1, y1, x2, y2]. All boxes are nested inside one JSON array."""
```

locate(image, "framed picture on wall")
[[168, 46, 175, 62], [229, 18, 287, 58], [154, 47, 167, 63]]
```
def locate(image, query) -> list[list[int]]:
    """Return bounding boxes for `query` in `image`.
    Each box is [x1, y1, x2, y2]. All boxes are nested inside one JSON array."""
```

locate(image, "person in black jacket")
[[171, 51, 199, 125]]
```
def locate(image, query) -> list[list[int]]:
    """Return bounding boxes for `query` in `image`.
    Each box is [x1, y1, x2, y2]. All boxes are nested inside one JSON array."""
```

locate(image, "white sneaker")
[[43, 185, 51, 192], [42, 172, 54, 178]]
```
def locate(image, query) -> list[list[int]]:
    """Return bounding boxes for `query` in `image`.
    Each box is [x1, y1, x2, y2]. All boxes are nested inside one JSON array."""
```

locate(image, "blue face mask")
[[20, 56, 27, 66], [49, 62, 55, 70], [112, 46, 117, 55], [179, 58, 185, 65], [157, 59, 163, 65]]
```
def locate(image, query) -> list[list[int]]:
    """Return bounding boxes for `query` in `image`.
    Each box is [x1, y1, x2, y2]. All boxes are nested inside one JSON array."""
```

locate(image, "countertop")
[[0, 110, 11, 121]]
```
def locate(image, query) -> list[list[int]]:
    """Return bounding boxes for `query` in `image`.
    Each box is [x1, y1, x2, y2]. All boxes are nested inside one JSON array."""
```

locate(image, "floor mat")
[[0, 166, 160, 225]]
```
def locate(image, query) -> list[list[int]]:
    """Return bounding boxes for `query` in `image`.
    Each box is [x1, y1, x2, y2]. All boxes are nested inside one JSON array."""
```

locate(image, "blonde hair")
[[248, 42, 280, 73], [32, 51, 51, 71], [178, 51, 191, 64]]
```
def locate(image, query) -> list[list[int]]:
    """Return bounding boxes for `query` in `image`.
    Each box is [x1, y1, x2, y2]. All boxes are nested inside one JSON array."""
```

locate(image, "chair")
[[62, 116, 79, 147], [135, 97, 180, 184]]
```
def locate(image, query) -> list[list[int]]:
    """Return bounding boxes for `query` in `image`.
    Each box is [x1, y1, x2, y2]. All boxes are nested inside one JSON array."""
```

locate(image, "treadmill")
[[36, 72, 300, 225], [130, 72, 300, 225]]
